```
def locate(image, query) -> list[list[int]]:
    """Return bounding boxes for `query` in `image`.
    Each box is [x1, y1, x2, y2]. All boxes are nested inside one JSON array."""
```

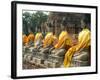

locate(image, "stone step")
[[44, 60, 61, 68]]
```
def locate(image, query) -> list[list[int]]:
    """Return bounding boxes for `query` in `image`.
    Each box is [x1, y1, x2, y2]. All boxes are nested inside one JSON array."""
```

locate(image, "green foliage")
[[23, 11, 48, 35]]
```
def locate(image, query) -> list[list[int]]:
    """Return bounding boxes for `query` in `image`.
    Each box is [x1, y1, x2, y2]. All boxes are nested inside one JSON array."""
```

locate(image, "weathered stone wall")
[[45, 12, 90, 36]]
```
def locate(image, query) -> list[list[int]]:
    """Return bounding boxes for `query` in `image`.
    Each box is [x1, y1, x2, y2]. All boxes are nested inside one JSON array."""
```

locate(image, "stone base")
[[71, 49, 90, 67], [44, 60, 60, 68]]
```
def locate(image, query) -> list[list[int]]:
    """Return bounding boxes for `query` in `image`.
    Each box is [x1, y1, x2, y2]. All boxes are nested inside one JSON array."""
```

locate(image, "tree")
[[23, 11, 48, 35], [32, 11, 48, 32], [23, 12, 32, 35]]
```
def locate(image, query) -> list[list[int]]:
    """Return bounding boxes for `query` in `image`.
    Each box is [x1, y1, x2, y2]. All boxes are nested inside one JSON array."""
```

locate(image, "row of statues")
[[23, 28, 90, 68]]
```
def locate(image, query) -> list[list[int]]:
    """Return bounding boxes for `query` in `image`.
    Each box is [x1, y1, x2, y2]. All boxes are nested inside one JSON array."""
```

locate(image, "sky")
[[23, 10, 50, 15]]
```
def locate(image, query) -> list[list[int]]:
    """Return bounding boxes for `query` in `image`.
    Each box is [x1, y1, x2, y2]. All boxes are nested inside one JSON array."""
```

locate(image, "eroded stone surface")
[[23, 46, 90, 69]]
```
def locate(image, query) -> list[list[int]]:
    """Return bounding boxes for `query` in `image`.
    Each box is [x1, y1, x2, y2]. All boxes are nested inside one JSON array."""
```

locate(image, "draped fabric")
[[43, 32, 54, 48], [34, 33, 43, 48], [63, 29, 90, 67], [23, 35, 28, 45], [54, 31, 72, 49], [27, 33, 35, 43]]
